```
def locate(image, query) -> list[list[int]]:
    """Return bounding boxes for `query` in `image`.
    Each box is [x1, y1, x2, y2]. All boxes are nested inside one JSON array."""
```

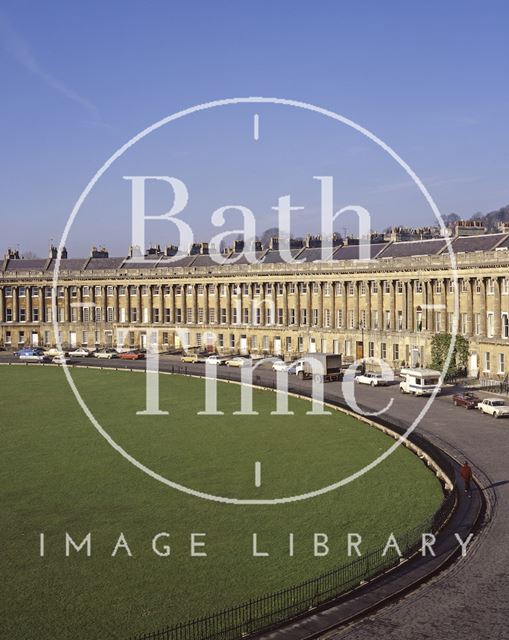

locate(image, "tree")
[[430, 333, 469, 378]]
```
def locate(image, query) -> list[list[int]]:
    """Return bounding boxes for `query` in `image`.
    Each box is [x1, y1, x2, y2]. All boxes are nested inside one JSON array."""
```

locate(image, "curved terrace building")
[[1, 222, 509, 378]]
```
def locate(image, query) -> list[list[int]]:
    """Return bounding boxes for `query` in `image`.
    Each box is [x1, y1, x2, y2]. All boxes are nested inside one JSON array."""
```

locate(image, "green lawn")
[[1, 365, 443, 639]]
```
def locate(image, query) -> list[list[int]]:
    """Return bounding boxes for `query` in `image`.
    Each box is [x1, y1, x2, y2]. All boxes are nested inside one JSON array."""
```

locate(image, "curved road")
[[3, 354, 508, 639]]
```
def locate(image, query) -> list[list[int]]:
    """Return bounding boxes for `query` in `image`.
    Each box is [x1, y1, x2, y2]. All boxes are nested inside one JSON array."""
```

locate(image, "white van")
[[399, 368, 442, 396]]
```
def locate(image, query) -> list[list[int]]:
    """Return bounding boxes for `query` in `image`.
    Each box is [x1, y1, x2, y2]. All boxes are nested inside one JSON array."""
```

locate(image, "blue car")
[[14, 348, 50, 362]]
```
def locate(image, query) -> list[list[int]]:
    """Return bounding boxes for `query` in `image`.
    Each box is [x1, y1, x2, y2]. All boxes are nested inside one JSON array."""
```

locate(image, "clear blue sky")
[[1, 0, 508, 257]]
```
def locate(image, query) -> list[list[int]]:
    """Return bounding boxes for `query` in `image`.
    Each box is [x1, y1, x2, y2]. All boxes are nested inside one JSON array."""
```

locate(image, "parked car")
[[94, 348, 119, 359], [44, 347, 68, 357], [119, 350, 145, 360], [204, 354, 225, 366], [452, 392, 480, 409], [477, 398, 509, 418], [181, 353, 200, 363], [272, 360, 290, 372], [68, 347, 93, 357], [225, 356, 251, 368], [15, 348, 51, 363], [52, 355, 74, 365], [355, 371, 389, 387]]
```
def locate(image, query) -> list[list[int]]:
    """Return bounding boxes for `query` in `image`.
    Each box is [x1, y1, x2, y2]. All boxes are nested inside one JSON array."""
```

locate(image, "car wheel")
[[454, 400, 458, 406], [370, 381, 375, 387], [495, 412, 500, 419]]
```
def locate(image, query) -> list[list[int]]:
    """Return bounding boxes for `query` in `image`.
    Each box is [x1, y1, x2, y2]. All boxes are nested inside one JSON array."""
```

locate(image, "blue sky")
[[1, 0, 508, 257]]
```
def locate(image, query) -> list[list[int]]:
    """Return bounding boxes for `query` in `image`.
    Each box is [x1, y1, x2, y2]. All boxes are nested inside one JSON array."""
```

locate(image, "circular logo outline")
[[52, 97, 458, 505]]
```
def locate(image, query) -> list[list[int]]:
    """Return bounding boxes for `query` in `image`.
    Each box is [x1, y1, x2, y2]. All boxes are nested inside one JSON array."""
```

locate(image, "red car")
[[452, 392, 480, 409], [119, 350, 145, 360]]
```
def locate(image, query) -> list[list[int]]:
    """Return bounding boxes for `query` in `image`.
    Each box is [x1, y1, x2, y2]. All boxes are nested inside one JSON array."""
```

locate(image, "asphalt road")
[[2, 353, 508, 639]]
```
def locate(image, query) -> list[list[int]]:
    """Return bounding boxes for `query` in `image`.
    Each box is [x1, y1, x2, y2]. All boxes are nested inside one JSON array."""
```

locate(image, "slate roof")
[[378, 239, 446, 258], [85, 257, 125, 270], [262, 248, 305, 264], [449, 233, 507, 253], [333, 242, 388, 261], [4, 259, 47, 272]]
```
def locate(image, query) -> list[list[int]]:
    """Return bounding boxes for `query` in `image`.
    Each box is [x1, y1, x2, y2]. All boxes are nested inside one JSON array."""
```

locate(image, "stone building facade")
[[1, 227, 509, 378]]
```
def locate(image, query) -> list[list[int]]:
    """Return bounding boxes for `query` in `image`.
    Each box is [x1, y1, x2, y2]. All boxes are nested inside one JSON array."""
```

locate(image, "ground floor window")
[[298, 336, 304, 352], [368, 341, 374, 358], [381, 342, 387, 360], [393, 343, 399, 362], [484, 351, 491, 373], [498, 353, 505, 374]]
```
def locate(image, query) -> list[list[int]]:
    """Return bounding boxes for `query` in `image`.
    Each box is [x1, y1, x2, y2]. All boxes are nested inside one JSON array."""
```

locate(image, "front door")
[[69, 331, 77, 348], [140, 333, 147, 349], [356, 341, 364, 360], [469, 352, 478, 377], [31, 332, 39, 347]]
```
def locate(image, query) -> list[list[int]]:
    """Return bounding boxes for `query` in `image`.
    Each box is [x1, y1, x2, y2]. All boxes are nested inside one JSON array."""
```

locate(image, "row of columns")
[[0, 277, 506, 338]]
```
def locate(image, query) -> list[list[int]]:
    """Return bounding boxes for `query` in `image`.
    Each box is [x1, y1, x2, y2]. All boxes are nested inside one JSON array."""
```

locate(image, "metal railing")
[[132, 366, 457, 640], [131, 491, 455, 640]]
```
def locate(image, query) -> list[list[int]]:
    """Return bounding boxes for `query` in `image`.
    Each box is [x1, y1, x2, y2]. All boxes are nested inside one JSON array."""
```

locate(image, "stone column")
[[214, 283, 220, 326], [330, 281, 336, 331], [136, 285, 142, 325], [389, 280, 396, 331], [353, 281, 359, 329], [317, 282, 323, 328], [26, 286, 32, 323], [365, 280, 371, 330], [125, 286, 131, 323], [76, 286, 83, 322], [114, 286, 120, 323], [181, 285, 187, 325], [63, 287, 70, 322], [39, 286, 45, 324], [203, 284, 209, 324], [306, 282, 312, 327], [147, 285, 153, 324], [377, 280, 383, 331], [282, 282, 288, 326], [407, 281, 414, 332], [225, 283, 232, 325], [466, 278, 473, 336], [247, 283, 254, 325], [426, 280, 434, 332], [479, 278, 487, 337], [343, 281, 349, 329], [494, 277, 502, 338], [438, 278, 446, 332], [401, 281, 407, 331], [191, 284, 198, 324]]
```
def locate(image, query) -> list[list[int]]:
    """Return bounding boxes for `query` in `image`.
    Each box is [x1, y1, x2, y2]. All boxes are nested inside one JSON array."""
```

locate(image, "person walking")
[[460, 461, 473, 496]]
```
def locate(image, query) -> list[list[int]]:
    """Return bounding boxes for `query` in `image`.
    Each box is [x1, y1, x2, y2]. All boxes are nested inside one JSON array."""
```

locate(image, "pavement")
[[2, 352, 508, 639]]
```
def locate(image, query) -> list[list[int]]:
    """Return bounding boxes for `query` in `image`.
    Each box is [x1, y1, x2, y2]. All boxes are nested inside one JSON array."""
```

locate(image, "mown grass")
[[0, 366, 443, 639]]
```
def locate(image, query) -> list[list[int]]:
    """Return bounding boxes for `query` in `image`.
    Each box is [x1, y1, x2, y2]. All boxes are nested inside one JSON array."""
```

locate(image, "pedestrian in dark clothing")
[[460, 462, 473, 495]]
